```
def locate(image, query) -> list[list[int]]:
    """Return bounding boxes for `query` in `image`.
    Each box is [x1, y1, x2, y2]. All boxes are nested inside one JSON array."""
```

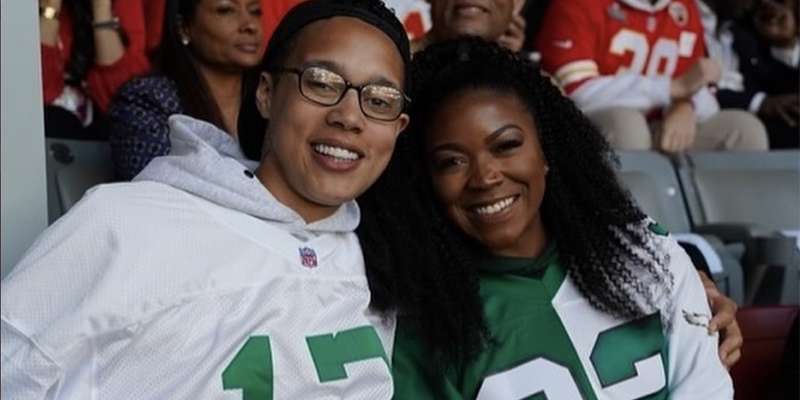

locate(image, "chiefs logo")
[[668, 2, 689, 27]]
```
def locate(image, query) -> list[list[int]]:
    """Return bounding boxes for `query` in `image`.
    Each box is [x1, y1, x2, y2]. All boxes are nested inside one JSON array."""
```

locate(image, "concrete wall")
[[1, 3, 48, 277]]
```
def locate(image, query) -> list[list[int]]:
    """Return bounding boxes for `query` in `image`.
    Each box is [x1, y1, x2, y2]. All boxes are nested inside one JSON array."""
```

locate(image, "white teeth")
[[314, 144, 359, 161], [474, 196, 515, 215]]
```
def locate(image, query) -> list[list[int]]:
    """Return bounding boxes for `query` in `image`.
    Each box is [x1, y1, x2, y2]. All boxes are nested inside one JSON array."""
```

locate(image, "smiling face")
[[255, 17, 409, 223], [182, 0, 264, 72], [425, 89, 548, 257], [429, 0, 515, 41]]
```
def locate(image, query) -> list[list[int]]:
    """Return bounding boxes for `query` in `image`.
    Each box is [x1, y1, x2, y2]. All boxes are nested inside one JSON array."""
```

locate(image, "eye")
[[249, 5, 263, 17], [430, 155, 467, 171], [365, 96, 391, 110], [306, 79, 339, 93], [363, 85, 402, 110], [215, 5, 236, 15], [492, 138, 523, 154], [302, 68, 345, 96]]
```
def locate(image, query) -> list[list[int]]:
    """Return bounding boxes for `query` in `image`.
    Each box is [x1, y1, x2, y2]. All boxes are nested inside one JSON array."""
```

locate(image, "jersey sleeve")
[[1, 319, 61, 400], [0, 188, 127, 399], [690, 86, 721, 122], [536, 0, 599, 91], [660, 235, 734, 399], [569, 72, 672, 113]]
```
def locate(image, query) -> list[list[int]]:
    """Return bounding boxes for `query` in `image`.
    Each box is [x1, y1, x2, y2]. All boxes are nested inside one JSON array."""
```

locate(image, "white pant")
[[586, 107, 770, 151]]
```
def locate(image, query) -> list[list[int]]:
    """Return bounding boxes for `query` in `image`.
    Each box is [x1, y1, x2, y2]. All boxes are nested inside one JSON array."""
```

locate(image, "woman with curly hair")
[[392, 37, 734, 399]]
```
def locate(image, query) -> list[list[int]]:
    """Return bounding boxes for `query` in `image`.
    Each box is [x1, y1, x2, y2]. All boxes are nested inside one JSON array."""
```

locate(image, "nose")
[[467, 157, 502, 189], [240, 12, 261, 34], [326, 88, 365, 133]]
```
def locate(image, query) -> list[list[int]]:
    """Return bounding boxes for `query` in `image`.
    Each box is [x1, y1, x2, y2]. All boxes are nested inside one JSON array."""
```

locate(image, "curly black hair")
[[404, 37, 675, 330], [236, 0, 486, 368]]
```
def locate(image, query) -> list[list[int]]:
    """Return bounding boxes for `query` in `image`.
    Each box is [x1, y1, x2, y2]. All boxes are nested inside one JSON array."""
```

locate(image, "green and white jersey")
[[1, 116, 395, 400], [393, 230, 733, 400]]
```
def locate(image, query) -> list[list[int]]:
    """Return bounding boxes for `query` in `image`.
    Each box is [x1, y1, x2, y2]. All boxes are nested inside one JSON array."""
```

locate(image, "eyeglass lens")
[[298, 67, 405, 120]]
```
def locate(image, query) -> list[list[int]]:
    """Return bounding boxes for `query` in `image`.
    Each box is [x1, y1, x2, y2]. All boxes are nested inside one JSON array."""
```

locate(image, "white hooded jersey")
[[1, 115, 395, 400]]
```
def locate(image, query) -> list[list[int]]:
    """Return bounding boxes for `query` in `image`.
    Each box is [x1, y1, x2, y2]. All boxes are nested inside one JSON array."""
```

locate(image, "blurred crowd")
[[38, 0, 799, 180]]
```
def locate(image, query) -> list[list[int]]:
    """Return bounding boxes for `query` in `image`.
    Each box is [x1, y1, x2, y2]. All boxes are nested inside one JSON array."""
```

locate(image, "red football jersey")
[[538, 0, 704, 94]]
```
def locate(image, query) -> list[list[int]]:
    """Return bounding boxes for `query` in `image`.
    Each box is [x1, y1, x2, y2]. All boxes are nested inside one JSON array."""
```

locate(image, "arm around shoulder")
[[662, 236, 734, 399]]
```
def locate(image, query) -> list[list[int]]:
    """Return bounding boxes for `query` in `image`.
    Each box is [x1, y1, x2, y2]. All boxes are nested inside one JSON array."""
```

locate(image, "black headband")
[[261, 0, 411, 74]]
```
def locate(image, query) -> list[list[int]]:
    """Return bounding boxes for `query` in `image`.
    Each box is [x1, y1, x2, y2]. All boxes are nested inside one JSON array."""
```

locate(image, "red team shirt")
[[537, 0, 718, 120]]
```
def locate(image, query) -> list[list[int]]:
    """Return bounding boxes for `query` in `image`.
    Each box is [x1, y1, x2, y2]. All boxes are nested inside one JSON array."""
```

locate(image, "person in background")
[[537, 0, 769, 153], [392, 37, 734, 399], [411, 0, 527, 53], [2, 0, 480, 398], [39, 0, 149, 139], [697, 0, 798, 149], [108, 0, 264, 180], [752, 0, 799, 71], [142, 0, 306, 56], [751, 0, 798, 147]]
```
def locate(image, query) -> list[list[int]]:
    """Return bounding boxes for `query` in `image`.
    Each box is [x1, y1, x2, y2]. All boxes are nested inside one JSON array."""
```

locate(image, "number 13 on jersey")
[[222, 326, 389, 400]]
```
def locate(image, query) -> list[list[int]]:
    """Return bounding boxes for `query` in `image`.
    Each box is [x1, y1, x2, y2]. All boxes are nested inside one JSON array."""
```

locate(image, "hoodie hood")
[[135, 115, 360, 233]]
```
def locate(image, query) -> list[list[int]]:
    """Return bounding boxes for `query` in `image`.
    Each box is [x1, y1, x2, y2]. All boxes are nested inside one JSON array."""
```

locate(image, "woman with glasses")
[[108, 0, 264, 180], [2, 0, 480, 398]]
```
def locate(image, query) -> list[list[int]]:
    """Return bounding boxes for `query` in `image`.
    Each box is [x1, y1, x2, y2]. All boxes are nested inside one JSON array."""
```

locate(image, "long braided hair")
[[404, 37, 675, 329]]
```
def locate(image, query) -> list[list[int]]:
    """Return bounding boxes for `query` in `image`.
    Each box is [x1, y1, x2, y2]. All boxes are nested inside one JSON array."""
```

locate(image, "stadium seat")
[[675, 151, 800, 306], [45, 138, 116, 224], [614, 151, 745, 305], [730, 305, 798, 400]]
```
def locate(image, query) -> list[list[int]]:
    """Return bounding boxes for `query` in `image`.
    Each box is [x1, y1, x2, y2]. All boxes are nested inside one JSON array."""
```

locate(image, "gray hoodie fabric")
[[136, 114, 361, 234]]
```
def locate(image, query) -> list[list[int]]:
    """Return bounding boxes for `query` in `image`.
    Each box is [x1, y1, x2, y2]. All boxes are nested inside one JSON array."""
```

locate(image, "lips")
[[235, 43, 260, 54], [313, 143, 360, 161], [451, 0, 489, 16], [470, 195, 518, 216], [311, 140, 363, 162]]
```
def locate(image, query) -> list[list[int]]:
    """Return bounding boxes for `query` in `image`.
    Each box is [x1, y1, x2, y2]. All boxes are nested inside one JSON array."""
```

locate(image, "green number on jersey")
[[222, 326, 388, 399], [476, 314, 666, 399], [591, 313, 667, 398], [307, 325, 390, 382], [222, 336, 273, 400]]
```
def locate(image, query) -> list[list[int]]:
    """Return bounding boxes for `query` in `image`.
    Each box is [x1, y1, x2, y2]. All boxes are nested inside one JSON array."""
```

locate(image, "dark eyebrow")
[[484, 125, 521, 144], [300, 60, 402, 89], [430, 125, 520, 154]]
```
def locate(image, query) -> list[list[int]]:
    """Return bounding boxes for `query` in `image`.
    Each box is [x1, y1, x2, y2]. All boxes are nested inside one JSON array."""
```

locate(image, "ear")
[[394, 113, 410, 138], [177, 16, 191, 44], [512, 0, 526, 14], [255, 72, 275, 119]]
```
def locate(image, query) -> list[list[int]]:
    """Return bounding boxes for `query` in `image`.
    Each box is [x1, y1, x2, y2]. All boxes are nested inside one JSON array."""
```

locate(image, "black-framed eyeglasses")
[[274, 66, 410, 121]]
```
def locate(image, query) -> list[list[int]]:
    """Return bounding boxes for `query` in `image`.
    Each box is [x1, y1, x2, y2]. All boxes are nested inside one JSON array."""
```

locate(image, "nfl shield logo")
[[299, 247, 318, 268]]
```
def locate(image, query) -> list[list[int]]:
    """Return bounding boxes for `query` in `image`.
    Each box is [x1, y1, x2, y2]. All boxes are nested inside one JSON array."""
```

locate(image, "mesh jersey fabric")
[[1, 115, 395, 400], [392, 227, 733, 400]]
